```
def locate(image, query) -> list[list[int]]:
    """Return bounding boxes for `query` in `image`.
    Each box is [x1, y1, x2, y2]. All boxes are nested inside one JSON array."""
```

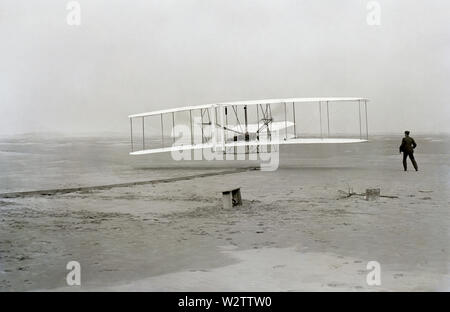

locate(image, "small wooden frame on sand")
[[222, 188, 242, 209]]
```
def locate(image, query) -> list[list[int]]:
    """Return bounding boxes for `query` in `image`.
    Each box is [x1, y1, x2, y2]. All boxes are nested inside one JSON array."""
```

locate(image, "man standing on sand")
[[399, 131, 418, 171]]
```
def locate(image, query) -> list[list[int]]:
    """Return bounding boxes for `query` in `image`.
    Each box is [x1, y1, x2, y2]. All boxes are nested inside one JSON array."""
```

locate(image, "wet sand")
[[0, 135, 449, 291]]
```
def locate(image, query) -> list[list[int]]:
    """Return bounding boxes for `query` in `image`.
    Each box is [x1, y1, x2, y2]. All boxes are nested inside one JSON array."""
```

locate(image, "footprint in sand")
[[272, 265, 286, 269], [327, 282, 346, 288], [393, 273, 404, 279]]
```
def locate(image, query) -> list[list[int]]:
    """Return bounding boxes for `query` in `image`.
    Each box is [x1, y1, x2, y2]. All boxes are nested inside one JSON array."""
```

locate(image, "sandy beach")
[[0, 135, 449, 291]]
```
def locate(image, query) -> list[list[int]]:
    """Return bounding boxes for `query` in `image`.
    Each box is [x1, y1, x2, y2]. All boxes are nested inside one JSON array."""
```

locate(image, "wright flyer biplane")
[[128, 97, 369, 157]]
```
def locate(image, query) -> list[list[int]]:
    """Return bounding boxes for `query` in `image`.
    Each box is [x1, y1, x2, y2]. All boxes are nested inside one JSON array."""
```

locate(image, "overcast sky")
[[1, 0, 449, 135]]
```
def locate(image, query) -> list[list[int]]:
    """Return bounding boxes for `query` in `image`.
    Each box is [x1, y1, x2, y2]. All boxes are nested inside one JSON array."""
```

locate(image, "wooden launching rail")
[[0, 168, 258, 199]]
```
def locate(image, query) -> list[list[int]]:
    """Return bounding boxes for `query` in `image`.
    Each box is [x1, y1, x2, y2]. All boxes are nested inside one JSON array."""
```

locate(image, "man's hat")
[[405, 130, 410, 135]]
